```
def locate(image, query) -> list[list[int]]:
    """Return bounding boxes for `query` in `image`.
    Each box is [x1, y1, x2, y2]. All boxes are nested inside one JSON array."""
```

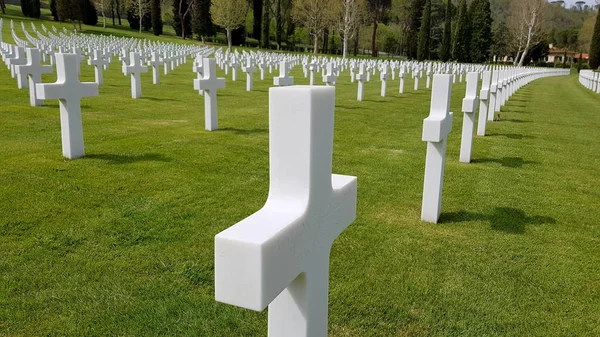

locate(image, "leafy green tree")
[[452, 0, 470, 62], [439, 0, 452, 62], [417, 0, 431, 61], [590, 11, 600, 69], [469, 0, 492, 63], [151, 0, 163, 35]]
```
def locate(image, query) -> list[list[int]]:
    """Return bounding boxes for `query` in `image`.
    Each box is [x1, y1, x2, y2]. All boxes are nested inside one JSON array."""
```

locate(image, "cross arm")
[[215, 173, 356, 312]]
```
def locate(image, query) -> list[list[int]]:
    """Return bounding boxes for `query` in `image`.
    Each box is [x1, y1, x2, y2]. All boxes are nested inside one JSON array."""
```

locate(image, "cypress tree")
[[172, 0, 192, 38], [21, 0, 31, 17], [31, 0, 41, 18], [50, 0, 59, 20], [261, 0, 270, 48], [440, 0, 452, 62], [81, 0, 98, 26], [142, 10, 152, 31], [192, 0, 214, 42], [469, 0, 492, 63], [590, 13, 600, 69], [127, 8, 140, 30], [417, 0, 432, 61], [452, 0, 470, 62], [151, 0, 163, 36], [253, 0, 263, 41], [407, 0, 426, 59]]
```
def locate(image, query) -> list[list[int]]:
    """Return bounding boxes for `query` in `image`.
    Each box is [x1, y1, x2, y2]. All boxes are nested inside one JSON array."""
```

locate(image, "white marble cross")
[[230, 56, 240, 81], [399, 64, 406, 94], [323, 62, 337, 86], [258, 58, 267, 80], [380, 64, 389, 97], [148, 51, 161, 84], [16, 48, 52, 106], [194, 58, 225, 131], [413, 68, 420, 91], [476, 71, 492, 136], [488, 69, 499, 122], [8, 46, 28, 88], [421, 74, 453, 224], [124, 52, 148, 99], [36, 53, 98, 159], [88, 50, 107, 85], [215, 85, 357, 337], [273, 61, 294, 87], [241, 57, 257, 92], [459, 72, 479, 163], [356, 63, 366, 101]]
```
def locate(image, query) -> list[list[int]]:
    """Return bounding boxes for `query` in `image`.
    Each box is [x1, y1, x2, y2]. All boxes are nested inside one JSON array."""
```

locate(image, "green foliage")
[[452, 0, 470, 62], [151, 0, 163, 36], [440, 0, 452, 62], [81, 0, 97, 26], [261, 0, 270, 48], [416, 0, 431, 61], [50, 0, 58, 21], [406, 0, 425, 59], [252, 0, 262, 41], [469, 0, 492, 63], [588, 13, 600, 69], [192, 0, 214, 41], [20, 0, 39, 18], [172, 0, 192, 38]]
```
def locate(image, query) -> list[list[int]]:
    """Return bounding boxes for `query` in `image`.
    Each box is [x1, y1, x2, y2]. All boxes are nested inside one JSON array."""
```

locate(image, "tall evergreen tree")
[[261, 0, 270, 48], [21, 0, 32, 17], [417, 0, 431, 61], [50, 0, 59, 20], [151, 0, 162, 35], [590, 11, 600, 69], [253, 0, 263, 41], [31, 0, 41, 18], [452, 0, 470, 62], [440, 0, 452, 62], [469, 0, 492, 63], [407, 0, 426, 59], [81, 0, 98, 25], [192, 0, 214, 42]]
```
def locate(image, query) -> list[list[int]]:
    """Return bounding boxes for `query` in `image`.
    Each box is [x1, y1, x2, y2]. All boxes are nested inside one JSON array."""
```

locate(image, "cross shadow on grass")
[[219, 127, 267, 135], [497, 118, 533, 123], [439, 207, 557, 234], [485, 133, 534, 140], [471, 156, 539, 168], [85, 153, 171, 164], [142, 97, 178, 102]]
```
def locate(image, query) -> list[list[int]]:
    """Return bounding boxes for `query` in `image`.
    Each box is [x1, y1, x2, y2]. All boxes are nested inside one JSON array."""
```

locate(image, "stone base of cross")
[[215, 86, 357, 337]]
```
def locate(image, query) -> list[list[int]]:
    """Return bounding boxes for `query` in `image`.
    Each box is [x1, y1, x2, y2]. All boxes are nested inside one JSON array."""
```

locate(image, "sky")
[[561, 0, 597, 7]]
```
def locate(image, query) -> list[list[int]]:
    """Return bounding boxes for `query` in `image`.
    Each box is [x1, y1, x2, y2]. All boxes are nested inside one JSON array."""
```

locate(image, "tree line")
[[23, 0, 600, 66]]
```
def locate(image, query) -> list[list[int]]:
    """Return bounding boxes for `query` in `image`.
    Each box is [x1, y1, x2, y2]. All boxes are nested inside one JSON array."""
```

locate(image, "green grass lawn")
[[1, 11, 600, 337]]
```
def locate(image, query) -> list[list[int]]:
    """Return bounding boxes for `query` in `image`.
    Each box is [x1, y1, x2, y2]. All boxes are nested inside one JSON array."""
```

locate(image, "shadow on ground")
[[485, 133, 534, 140], [219, 127, 268, 135], [85, 153, 171, 164], [471, 156, 539, 168], [439, 207, 557, 234]]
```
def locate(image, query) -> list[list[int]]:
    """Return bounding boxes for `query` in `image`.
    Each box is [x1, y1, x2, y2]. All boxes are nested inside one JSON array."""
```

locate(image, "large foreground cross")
[[215, 86, 357, 337], [36, 53, 98, 159]]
